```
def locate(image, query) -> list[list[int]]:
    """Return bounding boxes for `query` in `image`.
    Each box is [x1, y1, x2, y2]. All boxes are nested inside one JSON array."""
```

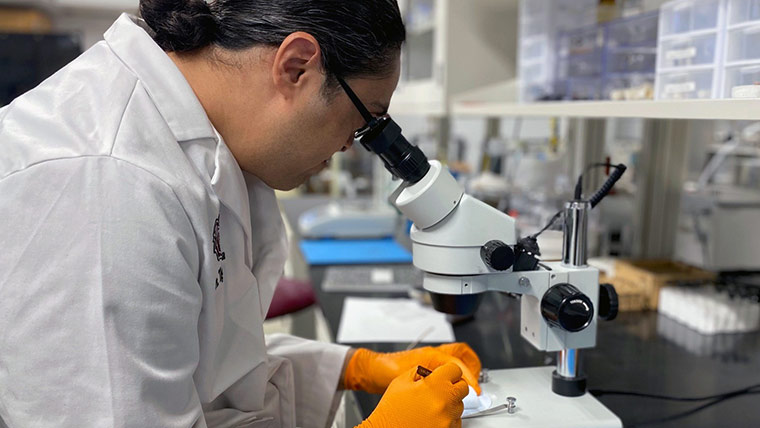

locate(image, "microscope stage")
[[464, 367, 622, 428]]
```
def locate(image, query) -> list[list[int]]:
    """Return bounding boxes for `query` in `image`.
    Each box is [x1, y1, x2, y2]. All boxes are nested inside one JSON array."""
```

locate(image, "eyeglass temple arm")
[[336, 76, 375, 123]]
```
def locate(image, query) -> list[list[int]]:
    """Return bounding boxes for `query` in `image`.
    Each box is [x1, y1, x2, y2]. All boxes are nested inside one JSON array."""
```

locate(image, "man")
[[0, 1, 481, 427]]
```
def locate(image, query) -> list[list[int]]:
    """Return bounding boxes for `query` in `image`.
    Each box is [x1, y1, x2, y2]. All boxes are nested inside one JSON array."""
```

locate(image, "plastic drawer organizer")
[[518, 0, 597, 101], [656, 0, 727, 99], [723, 0, 760, 97], [605, 11, 660, 100], [555, 11, 660, 100], [556, 24, 607, 100]]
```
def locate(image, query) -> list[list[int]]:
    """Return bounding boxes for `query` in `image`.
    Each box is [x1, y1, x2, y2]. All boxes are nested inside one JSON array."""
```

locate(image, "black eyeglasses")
[[332, 75, 431, 184], [335, 75, 383, 140]]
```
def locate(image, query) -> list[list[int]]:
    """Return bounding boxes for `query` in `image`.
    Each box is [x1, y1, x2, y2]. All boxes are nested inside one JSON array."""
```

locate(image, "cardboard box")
[[599, 273, 649, 312], [613, 259, 716, 310], [0, 8, 52, 33]]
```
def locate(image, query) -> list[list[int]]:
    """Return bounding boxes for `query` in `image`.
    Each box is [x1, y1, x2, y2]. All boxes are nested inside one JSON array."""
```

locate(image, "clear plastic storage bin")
[[565, 53, 605, 77], [518, 0, 597, 102], [559, 26, 606, 57], [556, 24, 606, 99], [608, 11, 660, 48], [521, 17, 550, 39], [725, 23, 760, 63], [608, 50, 658, 74], [564, 78, 605, 100], [521, 62, 551, 84], [658, 33, 719, 68], [660, 0, 724, 36], [606, 75, 656, 100], [520, 36, 549, 61], [602, 11, 659, 99], [723, 63, 760, 97], [727, 0, 760, 25], [656, 0, 727, 99], [656, 69, 717, 98]]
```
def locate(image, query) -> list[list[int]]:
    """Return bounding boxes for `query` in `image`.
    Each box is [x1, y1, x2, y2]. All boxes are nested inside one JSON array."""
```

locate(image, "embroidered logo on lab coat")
[[213, 215, 226, 289]]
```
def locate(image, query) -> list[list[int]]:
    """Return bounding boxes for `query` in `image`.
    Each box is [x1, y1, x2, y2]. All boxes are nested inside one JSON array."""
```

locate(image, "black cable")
[[529, 209, 563, 239], [523, 162, 626, 255], [589, 164, 627, 208], [574, 162, 613, 200], [625, 390, 760, 427], [590, 384, 760, 401]]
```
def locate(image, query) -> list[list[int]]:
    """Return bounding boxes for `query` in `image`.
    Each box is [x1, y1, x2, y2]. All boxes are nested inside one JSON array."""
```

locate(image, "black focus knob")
[[541, 283, 594, 332], [598, 283, 619, 321], [480, 240, 515, 271]]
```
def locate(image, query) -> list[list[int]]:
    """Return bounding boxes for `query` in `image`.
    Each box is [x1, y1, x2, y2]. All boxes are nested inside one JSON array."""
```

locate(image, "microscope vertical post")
[[554, 201, 592, 396], [557, 348, 580, 379], [562, 201, 590, 267]]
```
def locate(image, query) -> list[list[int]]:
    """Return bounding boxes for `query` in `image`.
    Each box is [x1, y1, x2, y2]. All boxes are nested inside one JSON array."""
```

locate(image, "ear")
[[272, 32, 322, 97]]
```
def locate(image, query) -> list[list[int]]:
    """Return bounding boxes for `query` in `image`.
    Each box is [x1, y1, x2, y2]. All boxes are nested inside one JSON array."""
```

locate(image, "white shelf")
[[0, 0, 137, 11], [659, 27, 721, 42], [451, 98, 760, 120], [727, 20, 760, 31]]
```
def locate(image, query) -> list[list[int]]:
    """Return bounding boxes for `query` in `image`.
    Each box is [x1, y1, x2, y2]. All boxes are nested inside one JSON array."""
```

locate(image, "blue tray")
[[299, 238, 413, 265]]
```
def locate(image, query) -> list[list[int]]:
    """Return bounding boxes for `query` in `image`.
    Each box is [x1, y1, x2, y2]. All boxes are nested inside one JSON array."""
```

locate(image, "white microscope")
[[336, 77, 624, 427]]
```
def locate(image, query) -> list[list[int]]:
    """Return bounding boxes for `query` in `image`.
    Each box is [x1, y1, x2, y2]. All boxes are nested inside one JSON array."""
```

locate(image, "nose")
[[341, 138, 354, 152]]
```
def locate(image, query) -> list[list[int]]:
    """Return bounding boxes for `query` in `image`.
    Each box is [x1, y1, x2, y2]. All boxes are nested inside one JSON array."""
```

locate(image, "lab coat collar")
[[104, 15, 253, 262], [104, 14, 216, 143]]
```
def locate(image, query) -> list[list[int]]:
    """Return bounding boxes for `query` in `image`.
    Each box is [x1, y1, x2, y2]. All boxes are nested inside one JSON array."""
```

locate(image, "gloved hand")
[[357, 363, 469, 428], [344, 343, 482, 394]]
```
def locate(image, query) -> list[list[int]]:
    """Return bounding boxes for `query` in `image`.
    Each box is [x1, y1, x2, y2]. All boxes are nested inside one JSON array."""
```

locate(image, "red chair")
[[266, 277, 317, 319]]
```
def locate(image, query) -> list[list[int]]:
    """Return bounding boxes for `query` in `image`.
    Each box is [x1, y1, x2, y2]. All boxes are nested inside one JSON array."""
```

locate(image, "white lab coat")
[[0, 14, 349, 428]]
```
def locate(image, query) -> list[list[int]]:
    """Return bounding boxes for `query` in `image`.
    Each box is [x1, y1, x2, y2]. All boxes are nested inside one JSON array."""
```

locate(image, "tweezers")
[[461, 404, 510, 419]]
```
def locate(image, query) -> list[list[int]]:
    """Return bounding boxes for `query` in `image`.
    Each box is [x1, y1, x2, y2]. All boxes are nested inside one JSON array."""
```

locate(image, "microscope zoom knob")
[[541, 283, 594, 332], [599, 283, 619, 321], [481, 240, 515, 271]]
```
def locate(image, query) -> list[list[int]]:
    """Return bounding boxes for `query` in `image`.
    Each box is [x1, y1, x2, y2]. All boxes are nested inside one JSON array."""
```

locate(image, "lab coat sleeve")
[[265, 334, 351, 428], [0, 157, 206, 428]]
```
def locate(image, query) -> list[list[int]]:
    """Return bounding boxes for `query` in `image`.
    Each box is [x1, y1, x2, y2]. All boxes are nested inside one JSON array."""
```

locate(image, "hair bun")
[[140, 0, 217, 52]]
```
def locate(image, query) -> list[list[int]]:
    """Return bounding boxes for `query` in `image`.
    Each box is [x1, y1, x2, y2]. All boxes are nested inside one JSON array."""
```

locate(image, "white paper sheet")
[[462, 386, 493, 417], [337, 297, 456, 344]]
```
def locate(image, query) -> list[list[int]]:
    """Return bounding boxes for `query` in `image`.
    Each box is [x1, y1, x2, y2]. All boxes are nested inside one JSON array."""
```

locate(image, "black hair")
[[140, 0, 405, 90]]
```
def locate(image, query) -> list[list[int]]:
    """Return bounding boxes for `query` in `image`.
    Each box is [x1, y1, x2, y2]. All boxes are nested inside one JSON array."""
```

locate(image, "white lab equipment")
[[658, 285, 760, 334], [674, 184, 760, 271], [298, 200, 398, 239]]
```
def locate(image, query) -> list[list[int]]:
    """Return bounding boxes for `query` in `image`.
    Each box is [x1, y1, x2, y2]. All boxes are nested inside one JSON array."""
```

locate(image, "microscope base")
[[464, 367, 622, 428]]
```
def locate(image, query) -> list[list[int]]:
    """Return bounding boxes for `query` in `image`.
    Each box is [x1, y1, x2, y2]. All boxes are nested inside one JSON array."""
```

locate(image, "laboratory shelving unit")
[[451, 98, 760, 120], [391, 0, 519, 117]]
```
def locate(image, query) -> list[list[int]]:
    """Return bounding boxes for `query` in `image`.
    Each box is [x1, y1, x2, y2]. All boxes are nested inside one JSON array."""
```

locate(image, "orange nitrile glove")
[[344, 343, 482, 395], [357, 363, 469, 428]]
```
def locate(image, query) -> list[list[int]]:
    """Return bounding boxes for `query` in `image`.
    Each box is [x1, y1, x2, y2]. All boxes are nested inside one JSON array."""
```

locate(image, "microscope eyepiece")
[[357, 116, 430, 184], [335, 75, 430, 184]]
